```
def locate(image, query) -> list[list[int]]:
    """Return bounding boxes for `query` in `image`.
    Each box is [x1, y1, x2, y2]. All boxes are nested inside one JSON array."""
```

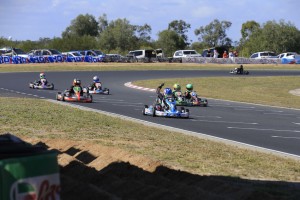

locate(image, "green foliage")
[[168, 20, 191, 46], [156, 30, 185, 57], [62, 14, 99, 38], [194, 19, 232, 47], [240, 20, 300, 56], [98, 18, 138, 54]]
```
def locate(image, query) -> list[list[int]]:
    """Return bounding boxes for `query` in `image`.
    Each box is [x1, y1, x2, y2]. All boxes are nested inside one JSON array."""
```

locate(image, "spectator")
[[233, 51, 239, 57], [229, 51, 234, 58], [213, 49, 219, 58], [222, 51, 228, 58]]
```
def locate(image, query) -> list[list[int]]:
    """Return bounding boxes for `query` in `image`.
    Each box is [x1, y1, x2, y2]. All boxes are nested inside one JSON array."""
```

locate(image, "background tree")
[[241, 20, 260, 41], [156, 30, 185, 57], [98, 18, 137, 54], [240, 20, 300, 56], [168, 20, 191, 47], [62, 14, 99, 38], [194, 19, 232, 47], [135, 24, 152, 47], [98, 14, 108, 34]]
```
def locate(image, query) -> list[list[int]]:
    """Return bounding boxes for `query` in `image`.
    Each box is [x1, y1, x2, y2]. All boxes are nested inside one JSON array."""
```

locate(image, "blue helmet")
[[164, 88, 172, 96], [93, 76, 100, 83]]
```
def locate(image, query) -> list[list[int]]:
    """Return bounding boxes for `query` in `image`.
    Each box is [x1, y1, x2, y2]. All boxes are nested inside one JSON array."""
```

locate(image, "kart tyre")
[[186, 109, 189, 113], [107, 89, 110, 95], [51, 83, 54, 90], [142, 105, 148, 115], [152, 107, 156, 117], [181, 107, 185, 112]]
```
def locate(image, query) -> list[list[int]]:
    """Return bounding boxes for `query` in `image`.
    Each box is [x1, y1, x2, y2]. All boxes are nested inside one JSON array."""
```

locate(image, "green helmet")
[[173, 83, 181, 91], [186, 83, 193, 91]]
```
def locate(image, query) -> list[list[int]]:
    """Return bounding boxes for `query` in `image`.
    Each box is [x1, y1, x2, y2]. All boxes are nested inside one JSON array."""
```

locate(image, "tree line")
[[1, 13, 300, 57]]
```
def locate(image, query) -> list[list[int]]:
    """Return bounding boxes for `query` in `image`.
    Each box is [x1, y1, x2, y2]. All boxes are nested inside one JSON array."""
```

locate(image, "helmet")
[[163, 88, 172, 97], [40, 72, 45, 79], [73, 78, 81, 86], [173, 83, 181, 91], [93, 76, 100, 83], [186, 84, 193, 91]]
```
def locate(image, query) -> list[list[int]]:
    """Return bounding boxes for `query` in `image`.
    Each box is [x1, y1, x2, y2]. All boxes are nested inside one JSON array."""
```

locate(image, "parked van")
[[128, 49, 163, 59]]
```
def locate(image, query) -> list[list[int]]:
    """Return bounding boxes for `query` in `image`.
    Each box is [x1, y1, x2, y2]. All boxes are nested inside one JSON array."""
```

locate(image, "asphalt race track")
[[1, 70, 300, 158]]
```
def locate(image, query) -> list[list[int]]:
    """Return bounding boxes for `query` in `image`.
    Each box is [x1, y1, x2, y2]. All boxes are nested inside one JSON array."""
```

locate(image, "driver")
[[184, 83, 194, 100], [89, 76, 102, 90], [68, 78, 83, 96], [37, 72, 48, 85], [237, 65, 244, 74], [172, 83, 182, 100], [156, 83, 173, 110]]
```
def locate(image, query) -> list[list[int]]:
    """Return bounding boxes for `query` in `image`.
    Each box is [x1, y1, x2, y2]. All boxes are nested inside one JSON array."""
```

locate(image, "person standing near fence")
[[223, 51, 228, 58], [213, 49, 219, 58]]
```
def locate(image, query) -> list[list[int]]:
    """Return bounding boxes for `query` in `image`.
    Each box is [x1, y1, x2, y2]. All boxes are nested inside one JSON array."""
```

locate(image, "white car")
[[277, 52, 298, 59], [173, 50, 202, 58], [250, 51, 277, 59]]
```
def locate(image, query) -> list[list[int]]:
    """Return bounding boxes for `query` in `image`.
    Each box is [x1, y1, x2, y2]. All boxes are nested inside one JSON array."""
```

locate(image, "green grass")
[[134, 76, 300, 109], [1, 62, 300, 72], [0, 97, 299, 181]]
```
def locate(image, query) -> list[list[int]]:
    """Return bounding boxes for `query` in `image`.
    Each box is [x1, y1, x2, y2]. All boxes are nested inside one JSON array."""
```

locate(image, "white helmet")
[[93, 76, 100, 83]]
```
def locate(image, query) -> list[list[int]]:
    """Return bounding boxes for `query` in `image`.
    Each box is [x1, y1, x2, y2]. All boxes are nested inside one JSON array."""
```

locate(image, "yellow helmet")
[[173, 83, 181, 91]]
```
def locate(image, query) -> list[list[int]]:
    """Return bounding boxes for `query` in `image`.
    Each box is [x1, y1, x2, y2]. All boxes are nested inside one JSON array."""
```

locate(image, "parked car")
[[0, 47, 28, 58], [250, 51, 277, 59], [62, 51, 83, 62], [277, 52, 298, 59], [105, 54, 124, 62], [92, 49, 106, 61], [128, 49, 163, 59], [27, 49, 62, 57], [173, 50, 202, 58]]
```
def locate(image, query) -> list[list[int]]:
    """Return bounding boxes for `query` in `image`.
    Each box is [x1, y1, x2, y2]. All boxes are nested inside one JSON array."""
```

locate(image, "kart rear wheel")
[[142, 105, 148, 115], [152, 107, 156, 117], [181, 107, 185, 113], [51, 84, 54, 90]]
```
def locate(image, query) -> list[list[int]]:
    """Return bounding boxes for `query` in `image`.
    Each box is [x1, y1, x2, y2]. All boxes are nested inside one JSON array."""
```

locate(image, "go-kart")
[[29, 80, 54, 90], [88, 84, 109, 94], [229, 68, 249, 75], [173, 91, 188, 106], [174, 91, 208, 107], [56, 86, 92, 103], [143, 97, 189, 118], [186, 91, 208, 107]]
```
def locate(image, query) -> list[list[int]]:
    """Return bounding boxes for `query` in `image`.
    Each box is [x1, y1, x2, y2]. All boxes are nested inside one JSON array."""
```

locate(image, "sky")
[[0, 0, 299, 43]]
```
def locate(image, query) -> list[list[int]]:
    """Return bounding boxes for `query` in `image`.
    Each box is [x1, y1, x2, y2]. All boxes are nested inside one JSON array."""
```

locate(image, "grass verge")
[[1, 97, 299, 181], [134, 76, 300, 109], [0, 62, 300, 72]]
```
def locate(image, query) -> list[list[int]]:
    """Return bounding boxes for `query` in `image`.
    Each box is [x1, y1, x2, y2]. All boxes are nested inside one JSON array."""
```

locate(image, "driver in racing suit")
[[156, 83, 174, 111], [89, 76, 102, 90], [237, 65, 244, 74], [36, 72, 48, 86], [172, 83, 182, 100], [184, 83, 194, 100], [67, 78, 83, 96]]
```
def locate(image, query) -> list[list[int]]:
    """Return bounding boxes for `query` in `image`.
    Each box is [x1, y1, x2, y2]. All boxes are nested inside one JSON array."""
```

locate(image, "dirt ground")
[[22, 137, 300, 200]]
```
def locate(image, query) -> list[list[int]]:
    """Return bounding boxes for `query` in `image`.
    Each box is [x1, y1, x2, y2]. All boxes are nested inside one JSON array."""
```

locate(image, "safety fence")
[[1, 55, 299, 64]]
